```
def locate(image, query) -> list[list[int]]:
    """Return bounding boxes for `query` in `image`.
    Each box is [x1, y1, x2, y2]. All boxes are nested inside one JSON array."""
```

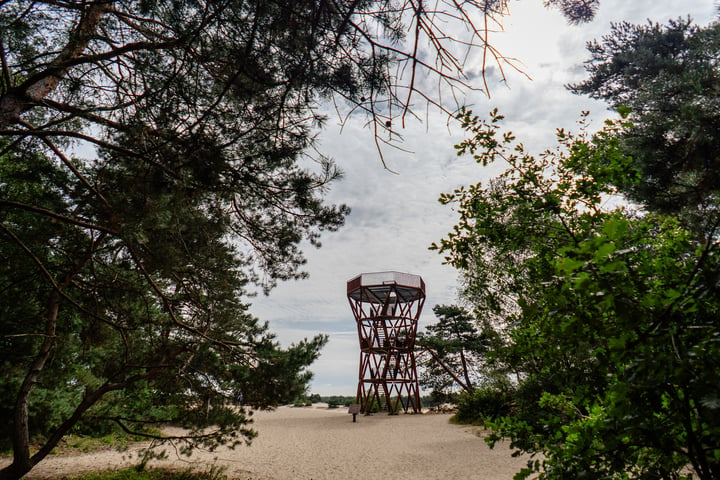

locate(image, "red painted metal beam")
[[347, 272, 425, 414]]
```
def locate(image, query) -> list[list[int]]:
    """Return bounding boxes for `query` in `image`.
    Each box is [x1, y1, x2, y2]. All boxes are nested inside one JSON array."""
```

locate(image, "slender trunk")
[[682, 391, 713, 480], [1, 291, 60, 480], [424, 348, 473, 393], [1, 227, 109, 480], [459, 350, 473, 392], [30, 382, 118, 465], [0, 346, 184, 479]]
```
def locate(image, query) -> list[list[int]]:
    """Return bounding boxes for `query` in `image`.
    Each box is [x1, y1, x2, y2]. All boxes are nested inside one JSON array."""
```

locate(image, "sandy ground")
[[5, 405, 534, 480]]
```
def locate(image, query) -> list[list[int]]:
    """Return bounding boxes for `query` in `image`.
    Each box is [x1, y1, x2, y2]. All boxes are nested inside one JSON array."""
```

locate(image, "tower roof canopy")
[[347, 271, 425, 304]]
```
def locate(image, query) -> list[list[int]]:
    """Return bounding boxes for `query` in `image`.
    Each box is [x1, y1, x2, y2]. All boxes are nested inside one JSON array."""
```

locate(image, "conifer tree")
[[0, 2, 597, 478], [570, 17, 720, 232]]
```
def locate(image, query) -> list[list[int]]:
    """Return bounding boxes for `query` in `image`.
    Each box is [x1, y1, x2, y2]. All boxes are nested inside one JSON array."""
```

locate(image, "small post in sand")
[[348, 404, 361, 422]]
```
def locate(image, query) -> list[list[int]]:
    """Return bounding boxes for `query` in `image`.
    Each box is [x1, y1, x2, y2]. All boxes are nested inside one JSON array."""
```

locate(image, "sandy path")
[[6, 406, 533, 480]]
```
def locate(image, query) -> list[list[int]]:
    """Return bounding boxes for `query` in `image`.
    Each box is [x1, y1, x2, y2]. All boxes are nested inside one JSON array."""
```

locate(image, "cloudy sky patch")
[[250, 0, 718, 396]]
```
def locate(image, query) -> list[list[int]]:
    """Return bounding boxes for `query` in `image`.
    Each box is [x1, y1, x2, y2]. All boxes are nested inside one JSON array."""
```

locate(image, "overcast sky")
[[250, 0, 719, 396]]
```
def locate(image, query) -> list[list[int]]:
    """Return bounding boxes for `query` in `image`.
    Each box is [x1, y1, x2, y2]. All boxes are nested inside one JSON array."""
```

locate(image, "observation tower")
[[346, 271, 426, 414]]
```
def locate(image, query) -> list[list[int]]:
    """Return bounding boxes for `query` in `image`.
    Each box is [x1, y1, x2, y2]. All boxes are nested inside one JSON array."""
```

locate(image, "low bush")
[[453, 387, 513, 425]]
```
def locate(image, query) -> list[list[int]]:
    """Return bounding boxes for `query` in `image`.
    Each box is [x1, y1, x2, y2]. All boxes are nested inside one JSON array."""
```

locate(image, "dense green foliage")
[[0, 137, 328, 452], [453, 386, 512, 425], [435, 107, 720, 479]]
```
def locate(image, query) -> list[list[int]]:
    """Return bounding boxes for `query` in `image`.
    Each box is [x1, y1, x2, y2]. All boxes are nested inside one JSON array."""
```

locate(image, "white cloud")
[[249, 0, 719, 395]]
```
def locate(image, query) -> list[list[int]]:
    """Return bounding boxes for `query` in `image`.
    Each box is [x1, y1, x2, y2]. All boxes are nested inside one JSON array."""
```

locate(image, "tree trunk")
[[1, 290, 60, 480], [424, 348, 473, 393], [459, 350, 473, 393], [0, 2, 110, 128]]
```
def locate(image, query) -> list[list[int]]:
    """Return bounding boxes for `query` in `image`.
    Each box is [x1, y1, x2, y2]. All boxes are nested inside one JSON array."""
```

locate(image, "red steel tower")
[[346, 272, 426, 414]]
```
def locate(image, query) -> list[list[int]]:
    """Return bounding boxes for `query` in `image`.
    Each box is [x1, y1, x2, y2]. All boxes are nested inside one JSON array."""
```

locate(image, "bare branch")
[[0, 200, 115, 233]]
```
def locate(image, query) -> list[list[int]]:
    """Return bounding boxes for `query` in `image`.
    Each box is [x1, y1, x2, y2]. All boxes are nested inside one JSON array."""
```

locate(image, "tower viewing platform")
[[346, 271, 426, 414]]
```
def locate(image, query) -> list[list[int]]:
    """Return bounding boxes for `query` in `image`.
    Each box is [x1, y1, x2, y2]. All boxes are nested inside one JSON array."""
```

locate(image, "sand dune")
[[11, 406, 534, 479]]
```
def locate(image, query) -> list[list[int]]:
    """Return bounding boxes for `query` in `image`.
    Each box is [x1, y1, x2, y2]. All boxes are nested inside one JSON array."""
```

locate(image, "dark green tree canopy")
[[544, 0, 598, 24], [1, 0, 360, 287], [570, 17, 720, 226], [0, 133, 330, 479]]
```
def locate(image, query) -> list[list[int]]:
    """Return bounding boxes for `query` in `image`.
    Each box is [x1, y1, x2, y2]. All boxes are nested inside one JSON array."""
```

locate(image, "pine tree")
[[570, 17, 720, 233], [0, 2, 598, 478]]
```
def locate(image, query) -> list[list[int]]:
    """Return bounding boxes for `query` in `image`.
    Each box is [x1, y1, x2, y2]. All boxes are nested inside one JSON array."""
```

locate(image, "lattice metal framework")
[[347, 272, 426, 414]]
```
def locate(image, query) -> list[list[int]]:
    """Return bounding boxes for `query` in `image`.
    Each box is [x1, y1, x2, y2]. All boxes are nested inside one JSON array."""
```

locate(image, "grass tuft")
[[55, 466, 228, 480]]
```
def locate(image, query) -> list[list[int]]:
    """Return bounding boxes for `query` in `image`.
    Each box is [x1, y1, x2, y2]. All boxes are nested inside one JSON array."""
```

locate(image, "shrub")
[[454, 387, 512, 424]]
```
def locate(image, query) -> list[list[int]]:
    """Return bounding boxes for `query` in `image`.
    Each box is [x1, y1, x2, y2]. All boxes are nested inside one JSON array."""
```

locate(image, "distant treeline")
[[295, 394, 450, 409]]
